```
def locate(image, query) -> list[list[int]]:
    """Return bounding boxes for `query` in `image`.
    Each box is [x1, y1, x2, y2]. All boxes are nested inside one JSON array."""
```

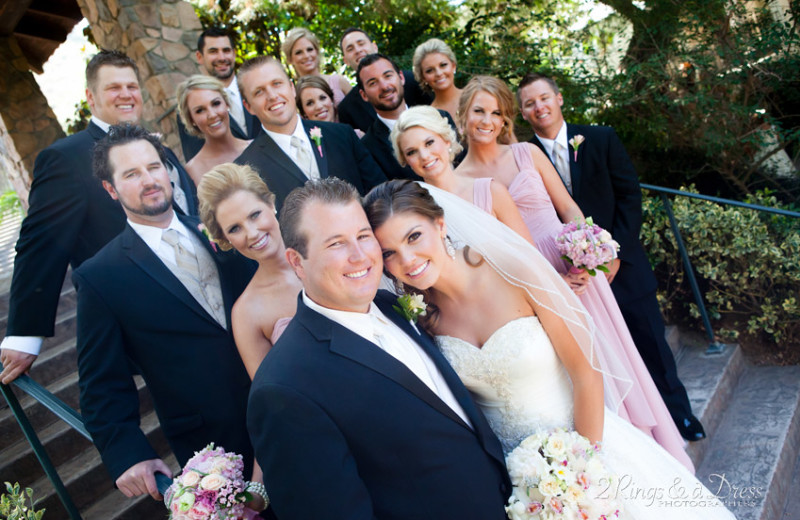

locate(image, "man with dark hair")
[[235, 57, 386, 212], [0, 50, 195, 384], [357, 53, 457, 180], [75, 124, 255, 500], [247, 177, 510, 519], [337, 28, 431, 133], [517, 72, 706, 441], [177, 27, 260, 161]]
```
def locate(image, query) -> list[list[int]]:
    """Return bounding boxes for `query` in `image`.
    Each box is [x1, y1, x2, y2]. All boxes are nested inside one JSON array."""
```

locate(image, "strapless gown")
[[436, 317, 734, 519], [471, 144, 693, 471], [270, 317, 292, 345]]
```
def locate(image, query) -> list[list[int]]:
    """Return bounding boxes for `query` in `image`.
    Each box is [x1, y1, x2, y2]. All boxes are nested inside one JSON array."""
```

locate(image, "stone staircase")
[[669, 328, 800, 520], [0, 283, 175, 519]]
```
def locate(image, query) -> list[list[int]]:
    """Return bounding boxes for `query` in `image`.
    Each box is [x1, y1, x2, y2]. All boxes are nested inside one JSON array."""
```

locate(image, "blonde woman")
[[176, 75, 251, 185], [412, 38, 462, 123], [282, 27, 351, 105]]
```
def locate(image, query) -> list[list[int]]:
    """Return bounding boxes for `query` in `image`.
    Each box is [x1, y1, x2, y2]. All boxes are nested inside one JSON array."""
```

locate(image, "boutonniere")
[[393, 293, 427, 324], [568, 134, 585, 161], [198, 223, 218, 252], [309, 127, 323, 157]]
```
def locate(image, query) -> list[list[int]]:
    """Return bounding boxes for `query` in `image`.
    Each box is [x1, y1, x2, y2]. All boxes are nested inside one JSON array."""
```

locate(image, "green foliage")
[[0, 482, 44, 520], [65, 100, 91, 136], [641, 187, 800, 344], [0, 189, 24, 224]]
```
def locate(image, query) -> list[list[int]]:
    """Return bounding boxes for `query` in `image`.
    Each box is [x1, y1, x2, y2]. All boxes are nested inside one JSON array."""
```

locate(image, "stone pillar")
[[77, 0, 203, 154], [0, 36, 66, 196]]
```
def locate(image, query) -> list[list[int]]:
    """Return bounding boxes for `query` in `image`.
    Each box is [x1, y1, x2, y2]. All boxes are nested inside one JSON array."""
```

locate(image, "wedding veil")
[[417, 182, 633, 413]]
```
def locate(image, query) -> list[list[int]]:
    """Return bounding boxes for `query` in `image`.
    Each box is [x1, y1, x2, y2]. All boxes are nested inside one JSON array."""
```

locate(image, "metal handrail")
[[640, 184, 800, 354], [0, 372, 172, 520]]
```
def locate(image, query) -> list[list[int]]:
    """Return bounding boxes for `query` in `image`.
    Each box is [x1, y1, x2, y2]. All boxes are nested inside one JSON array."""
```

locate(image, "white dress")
[[436, 316, 735, 519]]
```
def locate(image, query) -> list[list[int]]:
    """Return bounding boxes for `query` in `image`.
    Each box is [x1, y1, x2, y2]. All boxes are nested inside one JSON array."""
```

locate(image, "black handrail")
[[640, 184, 800, 354]]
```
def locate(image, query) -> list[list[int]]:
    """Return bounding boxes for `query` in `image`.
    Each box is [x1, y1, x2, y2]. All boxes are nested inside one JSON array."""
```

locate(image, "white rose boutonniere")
[[393, 293, 427, 323]]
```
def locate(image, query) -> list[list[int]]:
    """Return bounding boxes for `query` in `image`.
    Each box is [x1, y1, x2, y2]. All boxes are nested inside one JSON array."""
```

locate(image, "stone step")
[[0, 374, 154, 450], [80, 454, 179, 520], [674, 338, 746, 466], [695, 365, 800, 520], [780, 450, 800, 519], [27, 409, 172, 519]]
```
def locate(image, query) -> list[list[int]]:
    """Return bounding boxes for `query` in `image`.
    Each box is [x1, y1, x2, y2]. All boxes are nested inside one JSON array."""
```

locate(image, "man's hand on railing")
[[116, 458, 172, 501], [0, 349, 38, 385]]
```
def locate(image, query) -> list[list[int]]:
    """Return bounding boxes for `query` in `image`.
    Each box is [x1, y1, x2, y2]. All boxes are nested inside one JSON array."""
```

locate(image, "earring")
[[395, 279, 405, 294], [444, 236, 456, 260]]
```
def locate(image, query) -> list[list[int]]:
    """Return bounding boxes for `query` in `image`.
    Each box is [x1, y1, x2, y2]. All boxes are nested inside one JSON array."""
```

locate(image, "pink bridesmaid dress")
[[469, 143, 694, 472]]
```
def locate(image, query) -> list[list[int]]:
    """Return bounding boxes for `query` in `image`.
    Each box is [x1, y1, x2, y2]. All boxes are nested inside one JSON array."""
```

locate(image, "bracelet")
[[246, 481, 270, 509]]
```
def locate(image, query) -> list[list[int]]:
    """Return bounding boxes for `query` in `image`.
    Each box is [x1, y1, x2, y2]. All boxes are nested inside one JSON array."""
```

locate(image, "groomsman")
[[75, 124, 254, 498], [177, 27, 261, 161], [235, 56, 386, 212], [517, 73, 706, 441], [337, 28, 431, 133], [357, 53, 457, 181], [0, 51, 196, 385], [247, 178, 510, 519]]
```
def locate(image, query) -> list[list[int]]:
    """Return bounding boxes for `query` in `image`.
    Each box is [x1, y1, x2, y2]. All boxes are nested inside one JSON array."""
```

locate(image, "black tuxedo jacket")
[[176, 97, 261, 162], [530, 124, 657, 302], [73, 214, 255, 481], [361, 109, 457, 182], [338, 69, 432, 133], [6, 121, 196, 338], [235, 119, 387, 213], [248, 291, 510, 520]]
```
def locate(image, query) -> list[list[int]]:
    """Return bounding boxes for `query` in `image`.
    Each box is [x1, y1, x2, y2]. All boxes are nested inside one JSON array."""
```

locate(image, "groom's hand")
[[116, 458, 172, 500]]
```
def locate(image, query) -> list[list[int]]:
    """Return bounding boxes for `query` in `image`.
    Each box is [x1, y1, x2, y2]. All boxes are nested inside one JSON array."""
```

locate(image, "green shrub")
[[642, 187, 800, 345], [0, 482, 44, 520]]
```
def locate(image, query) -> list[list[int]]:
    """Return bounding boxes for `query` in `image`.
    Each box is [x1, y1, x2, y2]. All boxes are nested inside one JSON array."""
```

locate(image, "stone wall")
[[0, 36, 66, 193], [77, 0, 203, 154]]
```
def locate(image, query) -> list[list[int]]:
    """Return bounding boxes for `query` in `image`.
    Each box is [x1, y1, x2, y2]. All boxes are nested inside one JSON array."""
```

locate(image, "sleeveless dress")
[[270, 317, 292, 345], [471, 144, 693, 472], [326, 74, 348, 106], [436, 317, 735, 519]]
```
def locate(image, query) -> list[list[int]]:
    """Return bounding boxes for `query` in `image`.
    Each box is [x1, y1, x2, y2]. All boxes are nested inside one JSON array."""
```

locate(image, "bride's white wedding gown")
[[436, 316, 735, 519]]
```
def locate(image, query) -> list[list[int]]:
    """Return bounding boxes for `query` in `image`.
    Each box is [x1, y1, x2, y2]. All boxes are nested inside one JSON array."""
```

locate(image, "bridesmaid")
[[412, 38, 462, 123], [296, 75, 364, 138], [176, 75, 251, 186], [197, 163, 301, 379], [282, 27, 351, 105], [454, 75, 694, 471], [389, 106, 534, 245]]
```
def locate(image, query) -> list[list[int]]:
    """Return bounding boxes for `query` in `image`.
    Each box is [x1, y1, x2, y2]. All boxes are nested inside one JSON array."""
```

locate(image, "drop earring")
[[444, 236, 456, 260], [395, 279, 405, 294]]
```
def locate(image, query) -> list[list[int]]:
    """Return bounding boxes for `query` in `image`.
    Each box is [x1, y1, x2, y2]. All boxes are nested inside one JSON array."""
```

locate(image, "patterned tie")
[[291, 135, 315, 179], [553, 141, 573, 195], [166, 163, 189, 214], [161, 229, 200, 280]]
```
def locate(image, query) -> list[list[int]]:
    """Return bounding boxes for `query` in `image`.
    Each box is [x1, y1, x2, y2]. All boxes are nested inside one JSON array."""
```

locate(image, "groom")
[[247, 178, 510, 519]]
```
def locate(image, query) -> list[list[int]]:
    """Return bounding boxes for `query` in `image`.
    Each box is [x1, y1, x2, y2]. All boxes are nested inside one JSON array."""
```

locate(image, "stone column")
[[77, 0, 203, 154], [0, 36, 66, 196]]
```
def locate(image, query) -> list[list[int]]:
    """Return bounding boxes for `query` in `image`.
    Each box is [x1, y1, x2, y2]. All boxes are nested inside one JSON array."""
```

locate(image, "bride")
[[363, 179, 735, 519]]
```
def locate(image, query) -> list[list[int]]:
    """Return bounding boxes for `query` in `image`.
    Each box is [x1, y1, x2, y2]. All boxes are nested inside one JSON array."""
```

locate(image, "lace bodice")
[[436, 316, 574, 453]]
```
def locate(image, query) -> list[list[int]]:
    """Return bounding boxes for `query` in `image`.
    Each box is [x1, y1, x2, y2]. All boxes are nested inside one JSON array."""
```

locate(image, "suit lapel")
[[121, 224, 222, 328], [566, 124, 582, 200], [374, 295, 507, 466], [302, 120, 329, 179], [229, 115, 247, 140], [255, 132, 309, 186]]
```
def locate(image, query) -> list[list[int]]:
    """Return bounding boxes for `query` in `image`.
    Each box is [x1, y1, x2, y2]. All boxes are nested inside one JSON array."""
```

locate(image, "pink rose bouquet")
[[164, 444, 259, 520], [555, 217, 620, 276], [505, 429, 622, 520]]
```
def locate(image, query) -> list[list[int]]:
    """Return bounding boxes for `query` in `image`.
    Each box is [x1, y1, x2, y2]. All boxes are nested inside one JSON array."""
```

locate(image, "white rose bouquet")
[[165, 443, 261, 520], [505, 429, 623, 520]]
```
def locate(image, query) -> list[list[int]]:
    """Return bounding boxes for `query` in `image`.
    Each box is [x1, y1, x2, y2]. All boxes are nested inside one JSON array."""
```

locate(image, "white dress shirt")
[[263, 120, 320, 179], [303, 291, 472, 427], [536, 121, 570, 171], [225, 76, 247, 132], [127, 212, 196, 265]]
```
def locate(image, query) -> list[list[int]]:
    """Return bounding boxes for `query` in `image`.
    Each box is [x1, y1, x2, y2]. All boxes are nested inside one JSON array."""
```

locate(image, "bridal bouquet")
[[505, 429, 622, 520], [164, 444, 260, 520], [555, 217, 620, 276]]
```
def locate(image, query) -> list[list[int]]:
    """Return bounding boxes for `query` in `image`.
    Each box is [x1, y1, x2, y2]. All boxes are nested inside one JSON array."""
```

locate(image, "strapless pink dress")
[[470, 144, 693, 472], [270, 317, 293, 345]]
